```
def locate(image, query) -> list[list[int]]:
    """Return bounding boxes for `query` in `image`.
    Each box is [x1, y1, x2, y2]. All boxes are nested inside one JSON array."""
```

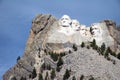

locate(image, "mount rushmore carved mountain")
[[3, 14, 120, 80]]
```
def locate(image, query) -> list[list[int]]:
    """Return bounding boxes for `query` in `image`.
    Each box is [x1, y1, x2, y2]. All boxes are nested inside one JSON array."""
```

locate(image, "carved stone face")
[[80, 25, 87, 36], [59, 15, 71, 27], [71, 19, 80, 31], [91, 23, 101, 37], [85, 27, 91, 36]]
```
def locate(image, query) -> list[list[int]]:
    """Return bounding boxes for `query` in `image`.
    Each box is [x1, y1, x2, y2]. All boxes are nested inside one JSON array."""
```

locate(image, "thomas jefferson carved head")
[[71, 19, 80, 31]]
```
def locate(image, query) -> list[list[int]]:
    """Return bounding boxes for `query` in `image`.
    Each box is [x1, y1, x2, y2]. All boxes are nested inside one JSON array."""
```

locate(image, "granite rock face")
[[103, 20, 120, 53], [3, 14, 120, 80]]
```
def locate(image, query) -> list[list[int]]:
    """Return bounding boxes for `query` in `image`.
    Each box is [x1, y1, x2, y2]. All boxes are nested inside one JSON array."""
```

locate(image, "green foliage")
[[81, 42, 85, 48], [113, 60, 116, 65], [63, 69, 70, 80], [73, 44, 77, 51], [41, 63, 51, 70], [49, 52, 59, 61], [20, 77, 26, 80], [106, 57, 111, 61], [41, 63, 46, 70], [117, 52, 120, 59], [11, 77, 17, 80], [107, 47, 112, 53], [80, 75, 84, 80], [100, 43, 106, 55], [87, 45, 90, 49], [59, 52, 66, 57], [29, 74, 32, 79], [32, 67, 37, 79], [72, 76, 76, 80], [47, 64, 51, 70], [45, 72, 48, 80], [69, 50, 72, 54], [89, 76, 95, 80], [39, 73, 43, 80], [104, 47, 110, 58], [91, 39, 98, 50], [104, 49, 109, 58], [56, 56, 63, 72], [110, 52, 116, 57], [56, 66, 61, 72], [51, 69, 56, 79], [106, 47, 116, 57], [17, 56, 20, 62], [57, 56, 63, 67], [44, 49, 47, 54]]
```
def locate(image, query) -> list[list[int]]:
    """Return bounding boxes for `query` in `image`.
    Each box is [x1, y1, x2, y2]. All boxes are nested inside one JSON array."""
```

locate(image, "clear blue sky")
[[0, 0, 120, 79]]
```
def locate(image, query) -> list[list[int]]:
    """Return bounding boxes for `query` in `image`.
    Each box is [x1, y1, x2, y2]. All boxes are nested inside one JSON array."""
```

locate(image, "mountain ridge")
[[3, 14, 120, 80]]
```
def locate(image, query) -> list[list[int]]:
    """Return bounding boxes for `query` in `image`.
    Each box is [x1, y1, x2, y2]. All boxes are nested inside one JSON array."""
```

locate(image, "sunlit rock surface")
[[3, 14, 120, 80]]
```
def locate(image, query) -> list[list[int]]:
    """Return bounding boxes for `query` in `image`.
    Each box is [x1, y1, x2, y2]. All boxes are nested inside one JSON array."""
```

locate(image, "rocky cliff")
[[3, 14, 120, 80]]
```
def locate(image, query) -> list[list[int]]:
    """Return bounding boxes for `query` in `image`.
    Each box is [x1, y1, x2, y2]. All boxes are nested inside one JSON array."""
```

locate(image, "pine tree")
[[32, 67, 37, 79], [17, 56, 20, 62], [107, 47, 112, 53], [63, 69, 70, 80], [111, 52, 116, 57], [57, 56, 63, 67], [12, 77, 17, 80], [56, 66, 61, 72], [89, 76, 95, 80], [73, 44, 77, 51], [100, 43, 106, 55], [104, 47, 110, 58], [50, 52, 59, 61], [80, 75, 84, 80], [47, 64, 51, 70], [81, 42, 85, 48], [72, 76, 76, 80], [69, 50, 72, 54], [87, 45, 90, 49], [20, 77, 26, 80], [45, 72, 48, 80], [91, 39, 98, 50], [117, 52, 120, 59], [60, 52, 66, 57], [51, 69, 56, 79], [41, 62, 46, 70], [104, 49, 109, 58], [39, 73, 43, 80]]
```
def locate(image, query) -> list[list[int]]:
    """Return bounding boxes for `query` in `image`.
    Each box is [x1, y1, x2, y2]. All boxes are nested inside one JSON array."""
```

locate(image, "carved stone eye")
[[82, 29, 84, 30], [65, 18, 68, 20]]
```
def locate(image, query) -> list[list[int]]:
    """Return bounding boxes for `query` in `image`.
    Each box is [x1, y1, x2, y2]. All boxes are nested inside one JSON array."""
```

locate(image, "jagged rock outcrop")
[[3, 14, 120, 80], [102, 20, 120, 53], [3, 14, 57, 80]]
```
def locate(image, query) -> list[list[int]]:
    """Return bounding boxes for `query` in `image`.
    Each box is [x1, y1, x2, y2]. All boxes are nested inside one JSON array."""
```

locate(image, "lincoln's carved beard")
[[71, 19, 80, 31], [59, 15, 72, 27], [80, 25, 87, 36], [91, 25, 102, 37]]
